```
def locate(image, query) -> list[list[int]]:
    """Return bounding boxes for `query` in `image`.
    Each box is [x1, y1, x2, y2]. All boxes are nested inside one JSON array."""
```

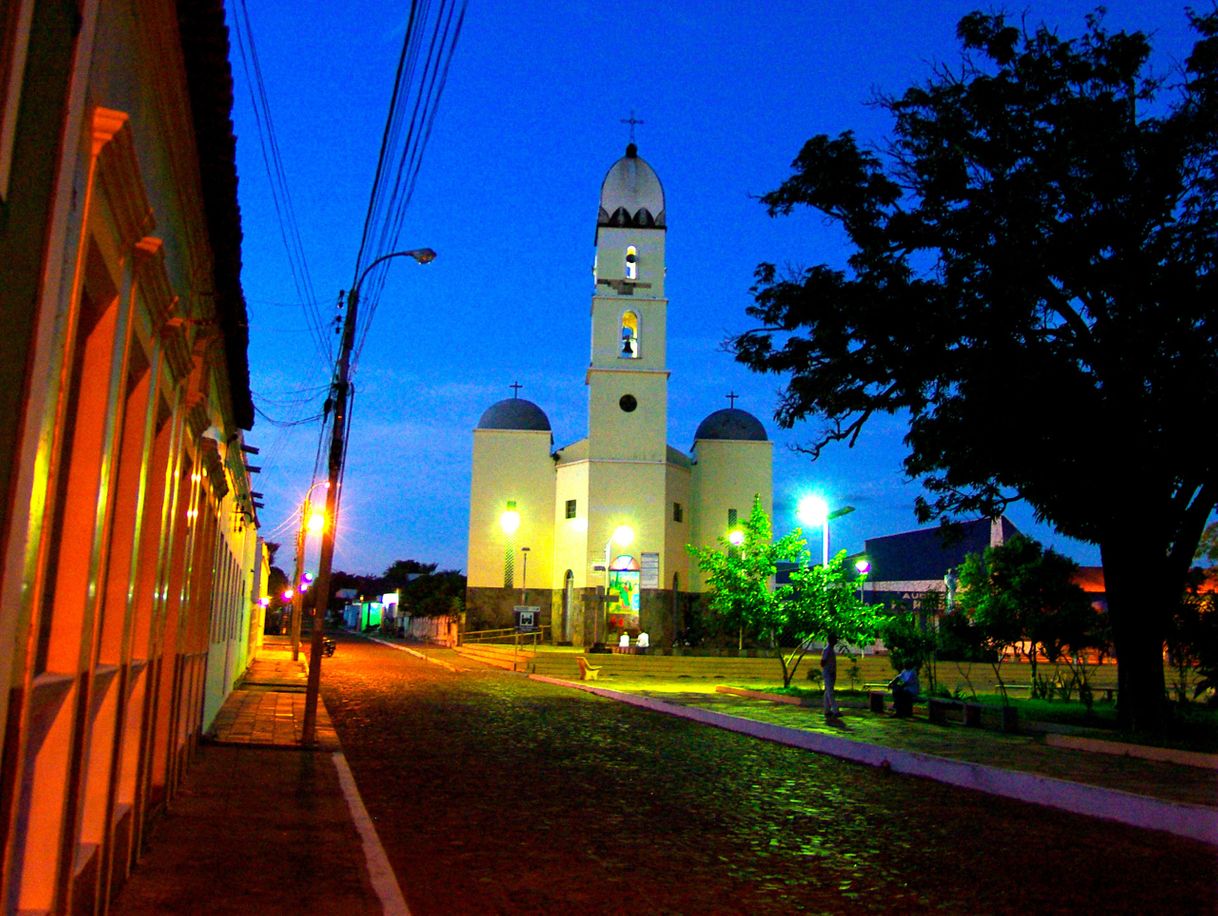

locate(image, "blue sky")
[[232, 1, 1202, 576]]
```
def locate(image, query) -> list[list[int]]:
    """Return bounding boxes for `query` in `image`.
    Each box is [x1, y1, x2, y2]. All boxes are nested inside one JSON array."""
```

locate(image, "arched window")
[[624, 245, 638, 280], [620, 309, 640, 359]]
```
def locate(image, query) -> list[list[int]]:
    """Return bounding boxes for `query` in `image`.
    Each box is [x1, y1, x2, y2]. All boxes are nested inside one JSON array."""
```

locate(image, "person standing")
[[821, 635, 840, 719]]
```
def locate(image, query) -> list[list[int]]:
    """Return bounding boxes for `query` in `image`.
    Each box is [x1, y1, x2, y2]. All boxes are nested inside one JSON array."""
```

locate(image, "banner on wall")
[[606, 566, 640, 633]]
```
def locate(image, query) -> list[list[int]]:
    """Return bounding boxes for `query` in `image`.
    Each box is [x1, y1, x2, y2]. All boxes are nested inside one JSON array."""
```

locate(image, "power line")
[[349, 0, 467, 368], [231, 0, 334, 372]]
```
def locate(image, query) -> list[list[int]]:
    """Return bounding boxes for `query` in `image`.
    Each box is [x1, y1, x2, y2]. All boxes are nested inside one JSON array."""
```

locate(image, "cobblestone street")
[[324, 637, 1217, 914]]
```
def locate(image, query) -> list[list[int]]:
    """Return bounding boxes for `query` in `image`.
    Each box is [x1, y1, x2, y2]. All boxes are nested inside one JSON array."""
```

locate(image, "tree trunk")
[[1101, 538, 1169, 732]]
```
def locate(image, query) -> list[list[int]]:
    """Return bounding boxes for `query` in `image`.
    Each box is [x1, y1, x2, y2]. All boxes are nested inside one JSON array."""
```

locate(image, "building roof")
[[476, 398, 551, 431], [864, 516, 1020, 583], [693, 408, 768, 442], [597, 144, 665, 230], [177, 0, 254, 430]]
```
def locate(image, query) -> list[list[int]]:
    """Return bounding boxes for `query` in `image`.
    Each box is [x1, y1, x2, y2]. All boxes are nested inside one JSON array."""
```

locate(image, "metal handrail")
[[460, 625, 550, 649]]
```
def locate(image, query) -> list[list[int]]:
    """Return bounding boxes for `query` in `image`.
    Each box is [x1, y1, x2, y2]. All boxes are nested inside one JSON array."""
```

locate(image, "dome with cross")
[[477, 398, 551, 431], [693, 407, 767, 442]]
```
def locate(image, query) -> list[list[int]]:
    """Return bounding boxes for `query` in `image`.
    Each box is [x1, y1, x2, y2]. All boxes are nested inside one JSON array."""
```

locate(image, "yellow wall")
[[585, 459, 668, 583], [587, 367, 669, 462], [590, 295, 668, 369], [594, 224, 666, 299], [553, 456, 590, 588], [467, 428, 555, 589], [665, 461, 693, 590], [690, 439, 773, 589]]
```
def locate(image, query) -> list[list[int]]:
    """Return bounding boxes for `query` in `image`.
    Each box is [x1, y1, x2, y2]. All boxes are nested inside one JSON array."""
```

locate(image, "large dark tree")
[[735, 11, 1217, 731]]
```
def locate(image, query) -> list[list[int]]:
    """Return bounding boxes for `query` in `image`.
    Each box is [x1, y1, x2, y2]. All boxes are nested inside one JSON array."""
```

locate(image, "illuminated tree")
[[688, 497, 881, 686]]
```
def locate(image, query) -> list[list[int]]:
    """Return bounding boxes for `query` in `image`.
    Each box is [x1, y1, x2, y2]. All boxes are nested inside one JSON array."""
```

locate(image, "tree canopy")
[[687, 496, 881, 686], [954, 534, 1098, 700], [734, 10, 1218, 730]]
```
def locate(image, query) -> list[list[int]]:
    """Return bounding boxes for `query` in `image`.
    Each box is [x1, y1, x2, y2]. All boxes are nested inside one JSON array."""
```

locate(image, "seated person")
[[618, 632, 631, 649], [636, 631, 649, 653], [888, 667, 920, 718]]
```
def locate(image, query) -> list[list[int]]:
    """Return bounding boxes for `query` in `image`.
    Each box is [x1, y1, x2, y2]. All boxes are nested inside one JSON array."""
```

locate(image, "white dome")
[[598, 144, 665, 229]]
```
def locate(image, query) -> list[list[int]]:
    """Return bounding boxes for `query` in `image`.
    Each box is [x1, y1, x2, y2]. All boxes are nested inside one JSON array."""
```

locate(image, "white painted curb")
[[333, 751, 411, 915], [529, 674, 1218, 847]]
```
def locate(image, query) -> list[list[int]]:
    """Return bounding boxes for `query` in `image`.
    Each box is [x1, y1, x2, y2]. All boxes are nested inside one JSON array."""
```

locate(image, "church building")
[[466, 144, 772, 647]]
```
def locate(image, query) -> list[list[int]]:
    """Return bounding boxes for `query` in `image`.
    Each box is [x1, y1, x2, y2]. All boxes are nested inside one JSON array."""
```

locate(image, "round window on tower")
[[619, 394, 638, 413]]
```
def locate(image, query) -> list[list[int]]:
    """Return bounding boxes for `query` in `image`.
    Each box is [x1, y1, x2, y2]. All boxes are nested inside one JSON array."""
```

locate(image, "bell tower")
[[588, 143, 668, 462]]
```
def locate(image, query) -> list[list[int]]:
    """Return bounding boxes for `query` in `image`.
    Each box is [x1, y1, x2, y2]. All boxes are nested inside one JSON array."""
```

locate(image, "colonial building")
[[0, 2, 263, 910], [466, 144, 772, 646]]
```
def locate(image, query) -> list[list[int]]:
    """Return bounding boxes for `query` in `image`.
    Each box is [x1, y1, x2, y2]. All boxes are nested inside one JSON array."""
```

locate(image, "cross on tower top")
[[620, 109, 645, 144], [509, 381, 522, 399], [726, 391, 739, 408]]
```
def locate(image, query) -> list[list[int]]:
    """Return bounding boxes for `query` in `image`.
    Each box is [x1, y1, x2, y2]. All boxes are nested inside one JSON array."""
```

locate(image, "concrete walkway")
[[111, 638, 400, 914]]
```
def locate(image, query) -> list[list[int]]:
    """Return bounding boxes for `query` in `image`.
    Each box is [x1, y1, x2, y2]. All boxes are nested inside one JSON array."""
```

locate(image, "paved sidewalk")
[[206, 640, 340, 749], [111, 639, 386, 915]]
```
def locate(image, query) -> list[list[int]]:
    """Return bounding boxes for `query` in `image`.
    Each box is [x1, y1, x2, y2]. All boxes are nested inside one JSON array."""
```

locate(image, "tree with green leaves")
[[954, 534, 1096, 704], [687, 496, 804, 657], [687, 496, 882, 686], [733, 11, 1218, 731]]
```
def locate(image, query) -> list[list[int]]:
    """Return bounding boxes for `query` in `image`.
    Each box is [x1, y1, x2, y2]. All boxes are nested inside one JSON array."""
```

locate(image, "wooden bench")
[[576, 656, 602, 681]]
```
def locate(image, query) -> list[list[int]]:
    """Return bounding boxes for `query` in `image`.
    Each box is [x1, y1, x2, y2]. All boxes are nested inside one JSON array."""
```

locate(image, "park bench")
[[576, 656, 602, 681]]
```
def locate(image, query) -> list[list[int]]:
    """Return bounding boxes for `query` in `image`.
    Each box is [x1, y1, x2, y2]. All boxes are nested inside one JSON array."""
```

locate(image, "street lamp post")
[[854, 557, 871, 603], [290, 481, 328, 661], [797, 495, 855, 566], [302, 247, 435, 745], [520, 546, 530, 605]]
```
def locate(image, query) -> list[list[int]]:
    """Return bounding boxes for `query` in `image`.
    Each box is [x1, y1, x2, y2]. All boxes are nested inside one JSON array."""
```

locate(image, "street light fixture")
[[854, 558, 871, 602], [303, 246, 436, 745], [797, 495, 855, 566], [290, 479, 330, 661]]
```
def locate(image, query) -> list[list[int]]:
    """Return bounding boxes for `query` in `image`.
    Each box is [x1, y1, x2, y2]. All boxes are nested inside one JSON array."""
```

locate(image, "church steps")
[[453, 644, 535, 672]]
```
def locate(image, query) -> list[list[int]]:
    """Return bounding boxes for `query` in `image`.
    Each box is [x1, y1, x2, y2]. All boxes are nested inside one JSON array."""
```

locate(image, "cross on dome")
[[620, 109, 644, 144]]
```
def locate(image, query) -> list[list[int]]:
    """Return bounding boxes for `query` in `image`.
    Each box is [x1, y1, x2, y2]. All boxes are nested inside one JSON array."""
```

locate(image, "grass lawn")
[[767, 685, 1218, 753]]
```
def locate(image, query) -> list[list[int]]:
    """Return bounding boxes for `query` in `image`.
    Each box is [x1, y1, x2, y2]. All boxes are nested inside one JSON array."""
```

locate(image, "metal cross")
[[726, 391, 739, 408], [510, 381, 523, 398], [620, 110, 645, 143]]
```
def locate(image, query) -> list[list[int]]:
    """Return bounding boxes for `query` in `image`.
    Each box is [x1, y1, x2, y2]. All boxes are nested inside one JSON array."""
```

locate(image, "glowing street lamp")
[[797, 495, 855, 566], [291, 480, 330, 661], [798, 495, 830, 566], [854, 558, 871, 602]]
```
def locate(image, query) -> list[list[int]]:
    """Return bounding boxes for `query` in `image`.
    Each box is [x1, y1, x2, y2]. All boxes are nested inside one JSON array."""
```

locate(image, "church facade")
[[466, 145, 771, 647]]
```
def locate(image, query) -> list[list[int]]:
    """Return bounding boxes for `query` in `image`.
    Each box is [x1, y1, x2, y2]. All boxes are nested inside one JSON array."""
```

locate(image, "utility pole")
[[302, 248, 435, 745], [289, 504, 306, 660]]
